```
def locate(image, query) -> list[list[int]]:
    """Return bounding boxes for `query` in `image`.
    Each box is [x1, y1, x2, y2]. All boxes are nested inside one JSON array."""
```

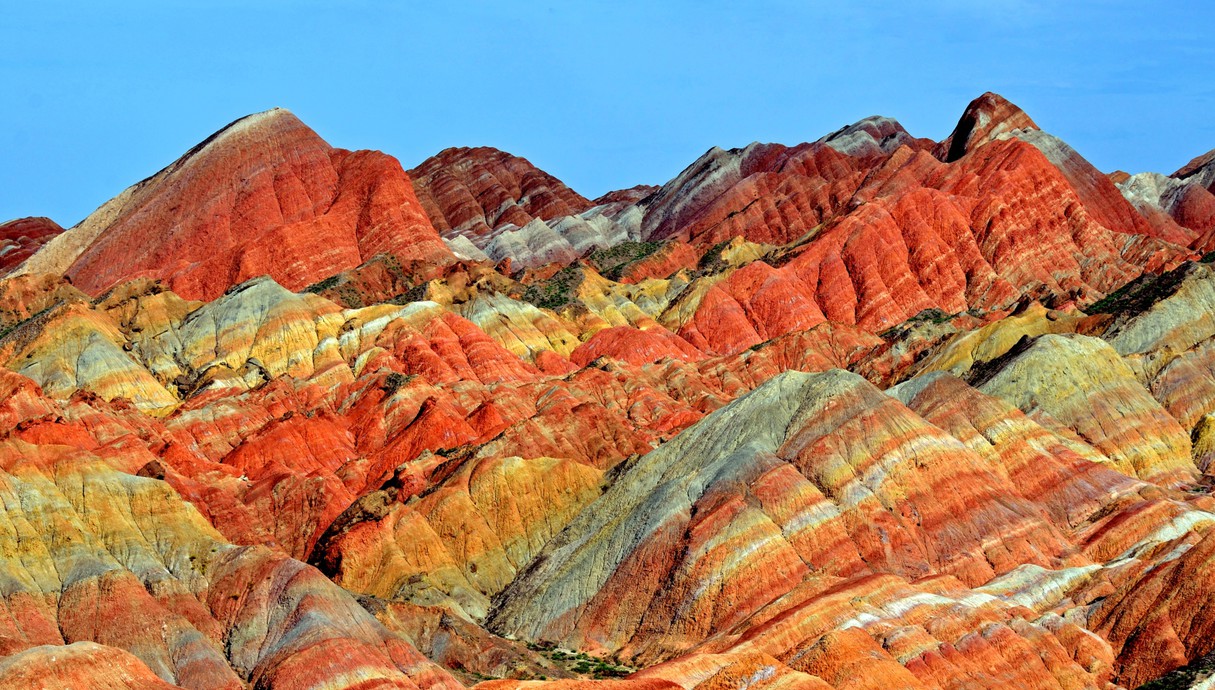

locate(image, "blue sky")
[[2, 1, 1213, 225]]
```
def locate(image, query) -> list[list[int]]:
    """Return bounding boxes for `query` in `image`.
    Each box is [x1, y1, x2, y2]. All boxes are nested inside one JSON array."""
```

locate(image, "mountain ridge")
[[2, 92, 1215, 690]]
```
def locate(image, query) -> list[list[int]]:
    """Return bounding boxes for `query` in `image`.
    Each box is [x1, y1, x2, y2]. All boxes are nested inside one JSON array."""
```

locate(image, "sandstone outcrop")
[[4, 94, 1215, 690], [410, 147, 639, 269], [15, 109, 453, 301], [0, 217, 62, 275]]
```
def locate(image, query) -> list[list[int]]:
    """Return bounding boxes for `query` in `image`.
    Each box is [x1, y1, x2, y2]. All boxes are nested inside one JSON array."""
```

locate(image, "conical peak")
[[129, 107, 320, 191], [940, 92, 1039, 162], [1174, 147, 1215, 189], [178, 107, 310, 159]]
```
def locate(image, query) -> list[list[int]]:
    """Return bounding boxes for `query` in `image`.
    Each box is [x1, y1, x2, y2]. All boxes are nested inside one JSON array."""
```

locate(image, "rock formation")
[[0, 217, 62, 275], [3, 92, 1215, 689], [13, 109, 454, 301]]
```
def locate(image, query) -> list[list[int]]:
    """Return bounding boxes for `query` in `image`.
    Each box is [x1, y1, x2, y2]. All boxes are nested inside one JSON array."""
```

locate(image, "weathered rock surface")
[[976, 334, 1195, 484], [608, 94, 1192, 346], [0, 425, 460, 690], [935, 91, 1040, 162], [410, 147, 593, 241], [1175, 147, 1215, 191], [0, 217, 62, 275], [817, 115, 933, 160], [488, 371, 1078, 659], [4, 94, 1215, 690], [410, 147, 638, 269], [0, 642, 181, 690], [16, 109, 453, 301]]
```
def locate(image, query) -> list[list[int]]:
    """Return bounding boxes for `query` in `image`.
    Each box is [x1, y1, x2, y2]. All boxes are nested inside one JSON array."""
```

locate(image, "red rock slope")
[[409, 147, 644, 269], [14, 108, 454, 301], [409, 146, 594, 241], [0, 217, 62, 274], [4, 94, 1215, 690]]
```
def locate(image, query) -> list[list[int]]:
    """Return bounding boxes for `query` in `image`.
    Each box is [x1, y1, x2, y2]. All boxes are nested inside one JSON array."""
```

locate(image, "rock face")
[[976, 334, 1195, 484], [816, 115, 933, 159], [0, 642, 182, 690], [410, 147, 639, 269], [1117, 151, 1215, 250], [410, 147, 594, 241], [1175, 147, 1215, 191], [0, 424, 460, 690], [609, 93, 1191, 345], [16, 109, 454, 301], [5, 93, 1215, 690], [483, 361, 1215, 688], [488, 371, 1075, 658], [935, 91, 1040, 162], [0, 217, 62, 275]]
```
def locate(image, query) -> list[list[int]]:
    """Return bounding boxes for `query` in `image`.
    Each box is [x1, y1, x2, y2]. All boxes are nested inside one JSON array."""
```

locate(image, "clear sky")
[[2, 1, 1213, 226]]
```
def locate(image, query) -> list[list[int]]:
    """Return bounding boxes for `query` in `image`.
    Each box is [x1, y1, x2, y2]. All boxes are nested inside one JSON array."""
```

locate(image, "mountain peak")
[[16, 107, 450, 300], [0, 216, 64, 275], [408, 145, 592, 239], [1174, 147, 1215, 190], [938, 92, 1039, 162], [817, 115, 917, 157]]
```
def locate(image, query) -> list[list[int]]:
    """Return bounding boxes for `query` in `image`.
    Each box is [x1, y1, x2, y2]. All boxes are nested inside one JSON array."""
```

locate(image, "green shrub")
[[521, 267, 582, 311], [304, 275, 340, 293], [381, 372, 413, 396], [588, 241, 664, 280], [1086, 265, 1190, 315]]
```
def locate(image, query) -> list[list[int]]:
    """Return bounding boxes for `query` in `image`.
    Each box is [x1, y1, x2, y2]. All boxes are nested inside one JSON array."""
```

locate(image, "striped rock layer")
[[2, 93, 1215, 690]]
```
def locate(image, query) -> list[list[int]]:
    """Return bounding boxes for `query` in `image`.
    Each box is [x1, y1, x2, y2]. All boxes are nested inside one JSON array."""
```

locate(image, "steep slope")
[[816, 115, 934, 159], [485, 358, 1215, 688], [409, 146, 594, 239], [935, 91, 1039, 162], [410, 147, 638, 269], [1118, 149, 1215, 250], [976, 334, 1195, 484], [6, 95, 1215, 690], [617, 95, 1190, 347], [488, 371, 1078, 659], [0, 217, 62, 275], [0, 420, 460, 690], [16, 109, 454, 300], [1175, 147, 1215, 191]]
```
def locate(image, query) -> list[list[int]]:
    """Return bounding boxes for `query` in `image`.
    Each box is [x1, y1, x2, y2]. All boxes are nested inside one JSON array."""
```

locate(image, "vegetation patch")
[[1086, 265, 1192, 315], [1136, 650, 1215, 689], [695, 239, 735, 276], [877, 308, 956, 341], [330, 283, 372, 309], [389, 283, 430, 305], [908, 307, 953, 324], [588, 240, 664, 280], [303, 275, 340, 294], [376, 252, 406, 281], [0, 305, 54, 341], [523, 643, 634, 680], [964, 333, 1036, 388], [521, 266, 583, 311], [380, 372, 415, 396]]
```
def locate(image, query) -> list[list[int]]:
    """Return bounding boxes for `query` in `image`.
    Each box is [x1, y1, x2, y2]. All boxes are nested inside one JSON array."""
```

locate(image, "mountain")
[[1117, 147, 1215, 251], [11, 108, 454, 301], [0, 217, 62, 274], [410, 147, 640, 269], [2, 93, 1215, 690]]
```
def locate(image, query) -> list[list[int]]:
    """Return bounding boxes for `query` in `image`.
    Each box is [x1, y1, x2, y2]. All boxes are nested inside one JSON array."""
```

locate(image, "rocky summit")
[[2, 92, 1215, 690]]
